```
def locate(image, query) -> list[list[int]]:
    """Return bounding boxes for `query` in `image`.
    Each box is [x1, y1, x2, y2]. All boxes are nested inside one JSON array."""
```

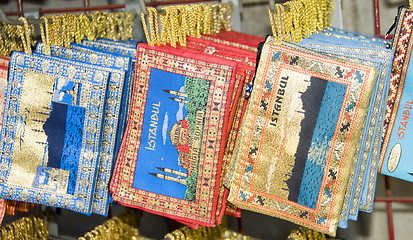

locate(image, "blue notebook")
[[35, 43, 128, 216], [298, 30, 393, 228], [0, 52, 109, 214]]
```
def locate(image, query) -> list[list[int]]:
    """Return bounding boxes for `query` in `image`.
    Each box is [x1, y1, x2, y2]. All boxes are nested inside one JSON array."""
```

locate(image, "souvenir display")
[[379, 7, 413, 183], [0, 51, 38, 225], [1, 0, 410, 239], [225, 36, 378, 236], [80, 40, 137, 133], [184, 36, 257, 223]]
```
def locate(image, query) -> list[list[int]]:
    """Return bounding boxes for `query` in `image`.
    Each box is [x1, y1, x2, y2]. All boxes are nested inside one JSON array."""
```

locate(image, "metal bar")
[[385, 176, 395, 240], [5, 0, 217, 17], [5, 4, 125, 16], [146, 0, 218, 7], [375, 197, 413, 202], [374, 0, 381, 37], [16, 0, 23, 17], [0, 8, 45, 25], [84, 0, 90, 14], [237, 216, 243, 234]]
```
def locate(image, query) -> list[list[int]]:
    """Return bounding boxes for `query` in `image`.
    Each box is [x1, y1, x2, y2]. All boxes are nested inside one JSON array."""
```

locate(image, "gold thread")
[[40, 16, 51, 55], [17, 17, 31, 55]]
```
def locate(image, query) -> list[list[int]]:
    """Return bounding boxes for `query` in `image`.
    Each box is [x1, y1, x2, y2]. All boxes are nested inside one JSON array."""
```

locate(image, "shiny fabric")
[[0, 52, 109, 214], [226, 37, 378, 236]]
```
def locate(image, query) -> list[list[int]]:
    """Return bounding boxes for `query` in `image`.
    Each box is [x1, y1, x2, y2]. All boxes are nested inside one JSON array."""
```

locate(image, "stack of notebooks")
[[0, 29, 265, 227], [109, 31, 264, 227], [0, 39, 136, 216], [224, 28, 394, 235]]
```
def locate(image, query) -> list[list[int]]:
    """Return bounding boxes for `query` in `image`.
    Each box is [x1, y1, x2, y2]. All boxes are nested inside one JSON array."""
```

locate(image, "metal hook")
[[138, 0, 148, 15], [0, 8, 49, 25], [269, 0, 290, 12]]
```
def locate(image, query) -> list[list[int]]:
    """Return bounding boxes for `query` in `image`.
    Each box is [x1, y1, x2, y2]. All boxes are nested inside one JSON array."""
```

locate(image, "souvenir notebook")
[[80, 39, 136, 138], [226, 37, 378, 236], [184, 36, 257, 222], [0, 52, 109, 214], [298, 35, 393, 227], [110, 42, 237, 226], [35, 44, 128, 216], [379, 7, 413, 182]]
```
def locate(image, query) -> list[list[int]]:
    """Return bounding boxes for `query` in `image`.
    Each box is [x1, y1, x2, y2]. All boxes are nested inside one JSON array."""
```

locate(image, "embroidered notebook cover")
[[0, 52, 109, 214], [183, 36, 257, 222], [110, 43, 237, 226], [298, 42, 393, 224], [35, 44, 128, 216], [379, 7, 413, 182], [134, 43, 247, 227], [69, 43, 133, 146], [80, 40, 136, 141], [226, 37, 377, 236]]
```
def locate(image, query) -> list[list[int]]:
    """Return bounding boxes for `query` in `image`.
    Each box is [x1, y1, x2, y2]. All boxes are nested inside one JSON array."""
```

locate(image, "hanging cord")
[[159, 6, 171, 45], [49, 15, 63, 46], [141, 7, 160, 46], [142, 3, 231, 47], [269, 4, 283, 44], [0, 23, 5, 56], [269, 0, 334, 43], [17, 17, 32, 55], [78, 209, 143, 240], [327, 0, 334, 27], [290, 1, 303, 43], [39, 16, 51, 55], [122, 11, 135, 40]]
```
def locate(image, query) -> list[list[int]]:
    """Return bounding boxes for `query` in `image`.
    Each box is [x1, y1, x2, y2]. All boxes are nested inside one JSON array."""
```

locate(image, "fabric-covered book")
[[0, 52, 109, 214], [184, 36, 257, 223], [226, 37, 378, 236], [298, 36, 393, 226], [35, 43, 129, 216], [380, 7, 413, 182], [110, 42, 238, 226]]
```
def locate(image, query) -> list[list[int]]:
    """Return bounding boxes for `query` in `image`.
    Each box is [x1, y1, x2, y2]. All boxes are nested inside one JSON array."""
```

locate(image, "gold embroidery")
[[8, 71, 55, 187]]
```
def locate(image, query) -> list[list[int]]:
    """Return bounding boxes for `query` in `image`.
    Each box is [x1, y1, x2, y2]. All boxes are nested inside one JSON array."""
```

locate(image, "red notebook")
[[110, 42, 238, 226]]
